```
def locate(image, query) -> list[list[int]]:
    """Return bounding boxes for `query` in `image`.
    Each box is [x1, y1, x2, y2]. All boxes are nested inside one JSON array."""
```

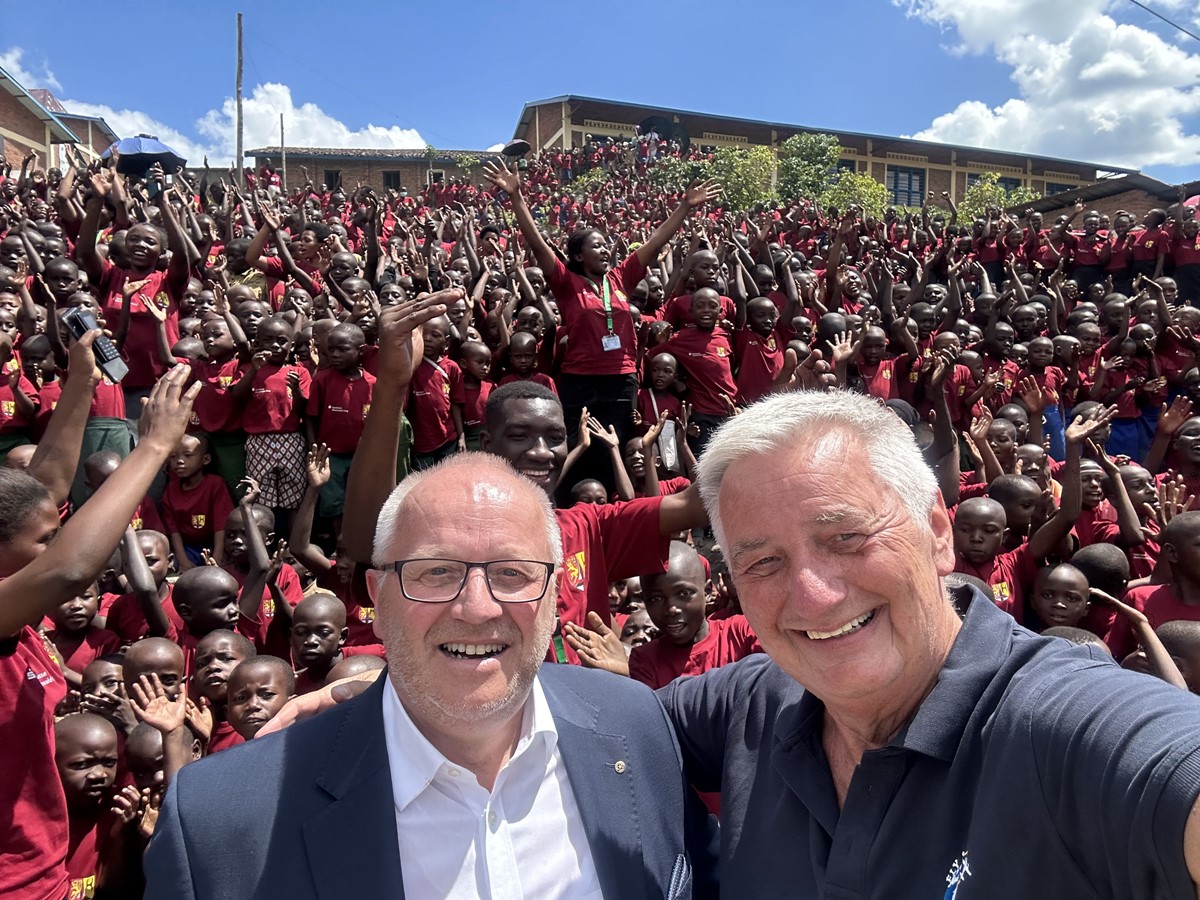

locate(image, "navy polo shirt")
[[660, 588, 1200, 898]]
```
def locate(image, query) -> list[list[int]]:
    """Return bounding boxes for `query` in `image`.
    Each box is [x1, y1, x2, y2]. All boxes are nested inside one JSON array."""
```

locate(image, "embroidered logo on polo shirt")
[[944, 850, 971, 898], [357, 606, 376, 624], [564, 551, 587, 591], [992, 582, 1011, 605], [191, 514, 207, 528], [1, 400, 13, 416], [68, 875, 96, 899]]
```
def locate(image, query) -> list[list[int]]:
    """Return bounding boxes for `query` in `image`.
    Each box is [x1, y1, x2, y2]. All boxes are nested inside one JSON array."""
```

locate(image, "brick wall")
[[1034, 189, 1168, 222], [0, 88, 48, 171]]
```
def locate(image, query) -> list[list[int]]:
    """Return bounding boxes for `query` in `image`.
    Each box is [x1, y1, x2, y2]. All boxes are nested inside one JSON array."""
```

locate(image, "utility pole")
[[280, 114, 286, 194], [235, 12, 244, 188]]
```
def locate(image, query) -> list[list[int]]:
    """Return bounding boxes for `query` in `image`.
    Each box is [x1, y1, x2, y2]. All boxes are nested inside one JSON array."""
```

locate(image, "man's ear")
[[928, 492, 957, 577], [478, 429, 491, 451]]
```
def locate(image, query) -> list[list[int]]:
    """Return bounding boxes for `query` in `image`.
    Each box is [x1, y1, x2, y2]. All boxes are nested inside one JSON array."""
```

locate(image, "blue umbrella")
[[101, 134, 187, 177]]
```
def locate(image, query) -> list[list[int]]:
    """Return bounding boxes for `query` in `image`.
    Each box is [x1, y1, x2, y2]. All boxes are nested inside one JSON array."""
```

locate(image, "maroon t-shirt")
[[953, 543, 1038, 624], [187, 356, 245, 433], [733, 328, 783, 406], [104, 587, 181, 644], [307, 367, 375, 454], [161, 474, 234, 548], [99, 262, 180, 390], [244, 364, 310, 435], [407, 357, 464, 454], [1107, 583, 1200, 660], [547, 254, 647, 376], [651, 326, 737, 416], [628, 614, 763, 689], [47, 627, 121, 675]]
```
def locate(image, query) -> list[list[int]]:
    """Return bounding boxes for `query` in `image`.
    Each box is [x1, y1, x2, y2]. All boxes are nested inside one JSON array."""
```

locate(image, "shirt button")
[[614, 760, 627, 774], [488, 810, 497, 826], [448, 767, 461, 778]]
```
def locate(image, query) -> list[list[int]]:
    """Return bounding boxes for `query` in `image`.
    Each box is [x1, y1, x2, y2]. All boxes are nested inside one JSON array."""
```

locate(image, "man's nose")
[[527, 438, 554, 463], [453, 568, 504, 624], [779, 562, 847, 624]]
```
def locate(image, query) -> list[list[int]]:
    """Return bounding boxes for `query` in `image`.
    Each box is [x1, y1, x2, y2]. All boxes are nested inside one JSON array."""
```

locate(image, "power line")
[[1126, 0, 1200, 43]]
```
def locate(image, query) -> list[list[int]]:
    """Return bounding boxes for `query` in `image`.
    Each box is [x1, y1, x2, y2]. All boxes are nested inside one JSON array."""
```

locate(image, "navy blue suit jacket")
[[145, 665, 717, 899]]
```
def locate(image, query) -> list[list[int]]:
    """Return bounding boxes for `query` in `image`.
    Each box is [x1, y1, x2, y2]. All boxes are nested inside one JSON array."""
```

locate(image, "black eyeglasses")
[[386, 558, 555, 604]]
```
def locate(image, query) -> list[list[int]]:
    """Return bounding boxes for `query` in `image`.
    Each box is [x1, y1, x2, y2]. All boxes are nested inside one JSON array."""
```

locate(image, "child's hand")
[[586, 416, 619, 450], [642, 411, 668, 448], [110, 784, 143, 828], [681, 402, 699, 438], [185, 697, 213, 743], [968, 407, 993, 447], [307, 443, 331, 488], [1065, 405, 1116, 446], [1152, 475, 1195, 530], [138, 790, 163, 840], [564, 612, 630, 677], [251, 350, 271, 371], [237, 477, 262, 507], [130, 672, 186, 735], [287, 369, 302, 393], [1159, 396, 1195, 437], [1089, 587, 1148, 627], [199, 549, 218, 567], [1016, 376, 1046, 413]]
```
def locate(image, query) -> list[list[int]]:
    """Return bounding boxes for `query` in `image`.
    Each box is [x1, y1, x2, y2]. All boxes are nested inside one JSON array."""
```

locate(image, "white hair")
[[371, 452, 563, 568], [696, 390, 939, 549]]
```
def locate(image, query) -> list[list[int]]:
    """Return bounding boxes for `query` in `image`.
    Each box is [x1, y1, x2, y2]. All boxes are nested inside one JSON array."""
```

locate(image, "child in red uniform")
[[852, 325, 917, 402], [0, 331, 37, 459], [52, 713, 121, 900], [233, 316, 311, 517], [161, 433, 234, 570], [221, 502, 304, 657], [649, 287, 736, 454], [226, 655, 295, 740], [1025, 563, 1091, 632], [172, 566, 261, 675], [82, 451, 164, 533], [460, 340, 494, 450], [1019, 336, 1069, 460], [306, 322, 374, 519], [629, 541, 762, 689], [733, 297, 784, 406], [191, 630, 257, 755], [289, 592, 349, 694], [105, 530, 181, 644], [407, 314, 465, 469], [1108, 510, 1200, 659], [498, 331, 558, 395], [44, 583, 120, 689], [636, 353, 683, 434]]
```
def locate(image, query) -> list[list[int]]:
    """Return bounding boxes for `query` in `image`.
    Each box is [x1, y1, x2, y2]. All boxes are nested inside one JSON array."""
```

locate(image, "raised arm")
[[481, 159, 558, 274]]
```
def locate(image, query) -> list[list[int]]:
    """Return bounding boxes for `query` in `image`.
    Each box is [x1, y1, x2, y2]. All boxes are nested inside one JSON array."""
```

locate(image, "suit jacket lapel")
[[302, 675, 406, 899], [542, 672, 647, 900]]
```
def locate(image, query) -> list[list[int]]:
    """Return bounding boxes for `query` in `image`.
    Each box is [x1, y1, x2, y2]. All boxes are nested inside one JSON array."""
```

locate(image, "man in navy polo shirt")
[[669, 389, 1200, 898]]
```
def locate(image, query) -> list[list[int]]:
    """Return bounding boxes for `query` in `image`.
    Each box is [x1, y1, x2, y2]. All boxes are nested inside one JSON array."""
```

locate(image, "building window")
[[966, 174, 1024, 194], [382, 171, 402, 191], [886, 165, 926, 207], [427, 169, 445, 186], [323, 170, 342, 189], [835, 159, 857, 174], [1045, 182, 1073, 196]]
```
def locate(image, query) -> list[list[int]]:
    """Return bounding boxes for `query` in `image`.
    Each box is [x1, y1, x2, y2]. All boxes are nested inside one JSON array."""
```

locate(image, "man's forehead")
[[499, 398, 565, 429]]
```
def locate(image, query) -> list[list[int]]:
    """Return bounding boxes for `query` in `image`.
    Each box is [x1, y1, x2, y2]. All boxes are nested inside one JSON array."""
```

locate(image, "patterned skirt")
[[245, 432, 308, 509]]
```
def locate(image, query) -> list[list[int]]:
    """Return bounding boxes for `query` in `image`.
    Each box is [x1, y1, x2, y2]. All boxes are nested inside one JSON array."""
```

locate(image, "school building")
[[510, 94, 1138, 208], [244, 147, 487, 197], [0, 64, 118, 170]]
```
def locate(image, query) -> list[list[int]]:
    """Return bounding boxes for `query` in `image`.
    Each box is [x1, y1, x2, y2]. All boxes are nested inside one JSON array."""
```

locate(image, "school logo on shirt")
[[442, 381, 451, 397], [362, 403, 371, 417], [1, 400, 13, 416], [131, 514, 143, 530], [191, 514, 207, 529], [883, 369, 892, 380], [357, 606, 376, 624], [219, 375, 235, 388], [715, 346, 727, 358], [564, 551, 587, 591], [263, 597, 275, 617], [944, 851, 971, 898], [4, 358, 18, 373], [909, 370, 920, 383], [992, 582, 1011, 606], [766, 336, 777, 351], [68, 876, 96, 899]]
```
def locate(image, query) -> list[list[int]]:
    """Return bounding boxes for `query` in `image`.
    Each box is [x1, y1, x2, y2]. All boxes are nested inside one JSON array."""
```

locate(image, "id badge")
[[601, 334, 622, 351]]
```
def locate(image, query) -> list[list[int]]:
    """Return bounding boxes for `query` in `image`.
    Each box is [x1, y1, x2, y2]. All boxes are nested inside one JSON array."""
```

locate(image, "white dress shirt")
[[382, 676, 603, 899]]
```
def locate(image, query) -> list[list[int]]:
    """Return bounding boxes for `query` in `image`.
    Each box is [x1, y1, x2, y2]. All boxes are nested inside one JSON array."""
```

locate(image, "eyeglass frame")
[[384, 558, 557, 604]]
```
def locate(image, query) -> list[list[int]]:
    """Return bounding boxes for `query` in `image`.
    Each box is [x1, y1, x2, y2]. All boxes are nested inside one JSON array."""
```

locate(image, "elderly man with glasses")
[[145, 452, 716, 900]]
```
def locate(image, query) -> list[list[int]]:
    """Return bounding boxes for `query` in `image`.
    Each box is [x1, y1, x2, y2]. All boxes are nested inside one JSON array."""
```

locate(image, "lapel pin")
[[612, 760, 627, 774]]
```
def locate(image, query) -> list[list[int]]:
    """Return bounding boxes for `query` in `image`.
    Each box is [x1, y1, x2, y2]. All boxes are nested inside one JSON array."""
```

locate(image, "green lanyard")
[[552, 634, 569, 664], [585, 276, 615, 336]]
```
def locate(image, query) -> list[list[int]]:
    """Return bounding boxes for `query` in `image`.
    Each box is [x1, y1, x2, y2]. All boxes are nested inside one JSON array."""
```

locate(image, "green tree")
[[821, 170, 891, 220], [710, 146, 776, 211], [959, 171, 1041, 221], [777, 133, 842, 202]]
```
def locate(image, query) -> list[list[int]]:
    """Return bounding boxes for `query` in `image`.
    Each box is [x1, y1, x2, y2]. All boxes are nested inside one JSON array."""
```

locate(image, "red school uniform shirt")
[[1017, 365, 1067, 406], [0, 372, 37, 433], [636, 388, 683, 432], [65, 816, 103, 900], [547, 253, 646, 377], [1091, 515, 1160, 581], [733, 328, 784, 406], [1174, 231, 1200, 266], [207, 720, 245, 755], [1107, 583, 1200, 661], [244, 363, 310, 434], [0, 627, 69, 900], [104, 587, 182, 644], [857, 357, 912, 403], [98, 263, 180, 390], [316, 567, 377, 647], [945, 364, 978, 430], [408, 356, 464, 454], [46, 627, 121, 675], [130, 497, 165, 534], [187, 356, 245, 433], [224, 562, 304, 658], [161, 474, 234, 548], [553, 498, 670, 665], [88, 376, 125, 420], [32, 378, 61, 439], [498, 372, 559, 395], [463, 379, 493, 431], [1073, 500, 1118, 548], [628, 614, 763, 690], [258, 254, 325, 294], [661, 293, 737, 330], [1131, 226, 1170, 262], [651, 326, 737, 416], [953, 543, 1038, 624], [307, 367, 375, 454], [979, 356, 1020, 409]]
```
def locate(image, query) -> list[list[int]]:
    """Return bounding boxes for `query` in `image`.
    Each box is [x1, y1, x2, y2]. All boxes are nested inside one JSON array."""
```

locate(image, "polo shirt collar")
[[381, 675, 558, 813]]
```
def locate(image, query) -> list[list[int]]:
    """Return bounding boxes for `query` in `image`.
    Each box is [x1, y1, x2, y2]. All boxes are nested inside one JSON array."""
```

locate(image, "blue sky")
[[3, 0, 1198, 184]]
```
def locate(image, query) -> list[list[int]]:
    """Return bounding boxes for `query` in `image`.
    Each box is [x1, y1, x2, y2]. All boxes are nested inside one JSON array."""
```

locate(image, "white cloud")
[[0, 47, 61, 92], [894, 0, 1200, 170], [486, 143, 506, 152]]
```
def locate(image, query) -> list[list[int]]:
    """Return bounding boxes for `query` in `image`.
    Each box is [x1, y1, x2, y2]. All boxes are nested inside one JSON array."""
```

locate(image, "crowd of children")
[[3, 135, 1200, 898]]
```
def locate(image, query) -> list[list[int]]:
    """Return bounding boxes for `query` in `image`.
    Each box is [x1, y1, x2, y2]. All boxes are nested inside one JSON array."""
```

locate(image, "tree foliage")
[[777, 133, 842, 202], [648, 146, 776, 212], [958, 171, 1041, 221], [822, 170, 891, 220]]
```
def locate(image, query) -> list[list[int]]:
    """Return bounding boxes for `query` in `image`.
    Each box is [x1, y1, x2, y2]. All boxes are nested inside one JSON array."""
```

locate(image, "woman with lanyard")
[[483, 157, 720, 472]]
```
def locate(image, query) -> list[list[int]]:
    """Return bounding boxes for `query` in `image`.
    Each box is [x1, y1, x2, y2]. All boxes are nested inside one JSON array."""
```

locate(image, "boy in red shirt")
[[44, 583, 121, 689], [636, 353, 683, 433], [0, 331, 37, 459], [460, 340, 494, 450], [161, 433, 234, 570], [191, 630, 256, 755], [498, 331, 558, 395], [288, 592, 349, 694], [226, 656, 295, 741], [52, 714, 122, 900], [105, 530, 181, 644], [733, 297, 784, 406], [407, 314, 465, 469], [306, 322, 374, 518], [629, 541, 762, 689]]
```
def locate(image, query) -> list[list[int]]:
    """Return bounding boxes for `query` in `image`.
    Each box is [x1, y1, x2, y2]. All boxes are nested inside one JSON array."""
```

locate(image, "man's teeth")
[[443, 643, 505, 657], [521, 468, 551, 479], [806, 610, 876, 641]]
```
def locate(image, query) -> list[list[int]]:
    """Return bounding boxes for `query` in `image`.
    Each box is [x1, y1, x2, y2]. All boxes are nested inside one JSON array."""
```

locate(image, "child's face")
[[1080, 461, 1107, 509], [1032, 568, 1089, 628], [235, 301, 267, 340], [256, 321, 292, 365], [81, 660, 123, 702], [422, 319, 449, 358], [509, 342, 537, 375], [1174, 419, 1200, 468], [227, 665, 291, 739], [620, 607, 659, 648], [1121, 466, 1157, 517], [747, 300, 777, 337], [290, 608, 345, 670], [1014, 446, 1048, 488], [649, 355, 677, 391], [860, 332, 887, 366], [1027, 339, 1053, 369], [0, 307, 17, 339], [193, 632, 252, 704], [325, 331, 363, 371], [999, 483, 1041, 531], [986, 422, 1017, 463], [461, 346, 491, 380], [572, 482, 608, 505], [201, 319, 235, 358], [691, 292, 721, 330], [953, 503, 1007, 565], [514, 307, 544, 339], [50, 584, 99, 634], [124, 730, 165, 793], [54, 723, 119, 811], [168, 435, 209, 481], [643, 560, 709, 646], [139, 535, 171, 585]]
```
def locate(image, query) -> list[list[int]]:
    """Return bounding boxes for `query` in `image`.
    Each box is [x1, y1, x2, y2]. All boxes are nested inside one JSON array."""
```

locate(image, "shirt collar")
[[381, 674, 559, 813]]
